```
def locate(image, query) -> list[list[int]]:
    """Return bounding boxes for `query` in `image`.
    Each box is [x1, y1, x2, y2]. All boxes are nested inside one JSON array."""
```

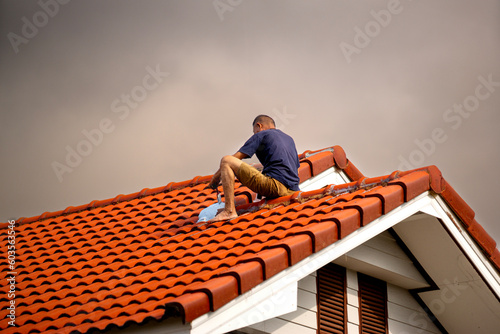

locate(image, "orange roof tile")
[[0, 145, 497, 333]]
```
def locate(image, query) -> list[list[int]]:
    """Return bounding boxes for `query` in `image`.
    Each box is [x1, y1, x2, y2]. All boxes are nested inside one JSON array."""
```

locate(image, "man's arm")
[[209, 152, 249, 189], [232, 151, 249, 160]]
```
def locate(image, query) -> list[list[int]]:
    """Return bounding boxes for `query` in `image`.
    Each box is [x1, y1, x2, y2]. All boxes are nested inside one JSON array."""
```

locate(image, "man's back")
[[239, 128, 300, 191]]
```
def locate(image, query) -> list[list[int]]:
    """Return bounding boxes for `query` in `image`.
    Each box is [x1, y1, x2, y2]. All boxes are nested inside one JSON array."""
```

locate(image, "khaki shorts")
[[237, 162, 296, 199]]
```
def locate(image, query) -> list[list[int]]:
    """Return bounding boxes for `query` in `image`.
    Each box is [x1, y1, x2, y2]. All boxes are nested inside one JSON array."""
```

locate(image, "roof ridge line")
[[235, 170, 404, 215]]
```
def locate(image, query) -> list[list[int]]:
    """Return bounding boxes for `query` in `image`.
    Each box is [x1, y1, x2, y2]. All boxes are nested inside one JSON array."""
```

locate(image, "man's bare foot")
[[210, 210, 238, 222]]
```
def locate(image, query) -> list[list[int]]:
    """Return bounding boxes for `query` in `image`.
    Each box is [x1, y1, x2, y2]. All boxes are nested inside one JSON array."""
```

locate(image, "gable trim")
[[429, 196, 500, 300], [190, 280, 298, 334]]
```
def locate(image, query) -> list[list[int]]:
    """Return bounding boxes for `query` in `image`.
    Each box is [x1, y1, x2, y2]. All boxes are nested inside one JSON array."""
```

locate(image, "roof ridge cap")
[[398, 165, 445, 193], [237, 171, 404, 215]]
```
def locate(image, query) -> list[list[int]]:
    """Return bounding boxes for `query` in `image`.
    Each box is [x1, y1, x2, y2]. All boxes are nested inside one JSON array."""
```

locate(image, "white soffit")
[[393, 198, 500, 334], [416, 195, 500, 297]]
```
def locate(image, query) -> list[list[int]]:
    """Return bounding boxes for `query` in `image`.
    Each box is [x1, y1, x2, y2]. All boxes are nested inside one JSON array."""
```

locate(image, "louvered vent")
[[358, 273, 388, 334], [317, 263, 346, 334]]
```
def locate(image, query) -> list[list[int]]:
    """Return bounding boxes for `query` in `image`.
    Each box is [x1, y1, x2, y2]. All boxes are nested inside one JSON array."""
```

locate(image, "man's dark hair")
[[253, 115, 276, 127]]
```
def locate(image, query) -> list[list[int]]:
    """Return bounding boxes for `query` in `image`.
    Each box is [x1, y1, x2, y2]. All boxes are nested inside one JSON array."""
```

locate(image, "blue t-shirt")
[[238, 129, 300, 191]]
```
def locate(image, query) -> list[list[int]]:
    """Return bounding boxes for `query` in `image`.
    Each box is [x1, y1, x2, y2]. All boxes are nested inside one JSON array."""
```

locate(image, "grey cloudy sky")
[[1, 0, 499, 242]]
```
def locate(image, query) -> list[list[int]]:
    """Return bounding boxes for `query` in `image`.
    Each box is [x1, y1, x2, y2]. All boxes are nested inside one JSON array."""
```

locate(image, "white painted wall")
[[346, 269, 360, 334], [343, 270, 442, 334], [299, 167, 350, 191], [334, 231, 429, 291], [388, 284, 441, 334], [244, 273, 318, 334]]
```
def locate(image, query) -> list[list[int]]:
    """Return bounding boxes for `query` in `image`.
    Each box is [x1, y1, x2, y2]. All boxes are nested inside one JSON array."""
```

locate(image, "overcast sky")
[[1, 0, 499, 242]]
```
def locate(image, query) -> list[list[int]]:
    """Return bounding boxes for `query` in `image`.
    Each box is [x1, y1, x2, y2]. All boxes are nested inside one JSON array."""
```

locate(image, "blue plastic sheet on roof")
[[197, 193, 225, 222]]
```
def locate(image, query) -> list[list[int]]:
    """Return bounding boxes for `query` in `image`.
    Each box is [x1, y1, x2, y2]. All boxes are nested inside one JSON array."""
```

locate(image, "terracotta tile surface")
[[0, 146, 497, 333]]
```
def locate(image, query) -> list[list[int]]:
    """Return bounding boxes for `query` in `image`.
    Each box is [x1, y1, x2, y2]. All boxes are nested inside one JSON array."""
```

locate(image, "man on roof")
[[209, 115, 300, 222]]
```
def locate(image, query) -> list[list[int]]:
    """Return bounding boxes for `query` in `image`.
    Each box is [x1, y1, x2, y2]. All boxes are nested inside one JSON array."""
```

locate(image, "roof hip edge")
[[298, 145, 364, 181], [399, 165, 475, 224], [398, 165, 500, 271], [299, 145, 347, 169]]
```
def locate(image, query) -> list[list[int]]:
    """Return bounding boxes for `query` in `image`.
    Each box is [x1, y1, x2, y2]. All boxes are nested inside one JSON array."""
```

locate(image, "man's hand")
[[209, 152, 247, 190], [209, 172, 221, 189]]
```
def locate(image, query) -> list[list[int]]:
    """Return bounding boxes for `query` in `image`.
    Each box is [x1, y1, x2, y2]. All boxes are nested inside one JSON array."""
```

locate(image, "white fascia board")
[[190, 192, 435, 333], [426, 195, 500, 298], [299, 167, 350, 191], [190, 281, 297, 334]]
